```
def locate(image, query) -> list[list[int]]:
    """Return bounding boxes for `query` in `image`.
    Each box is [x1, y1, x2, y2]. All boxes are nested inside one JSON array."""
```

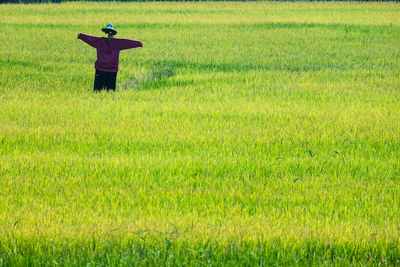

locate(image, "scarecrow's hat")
[[102, 24, 117, 35]]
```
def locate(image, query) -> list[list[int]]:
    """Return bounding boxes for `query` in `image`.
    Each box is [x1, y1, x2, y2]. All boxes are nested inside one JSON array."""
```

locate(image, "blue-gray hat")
[[102, 24, 117, 35]]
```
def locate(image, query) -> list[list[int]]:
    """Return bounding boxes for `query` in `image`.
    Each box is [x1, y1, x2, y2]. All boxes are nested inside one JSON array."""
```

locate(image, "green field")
[[1, 2, 400, 265]]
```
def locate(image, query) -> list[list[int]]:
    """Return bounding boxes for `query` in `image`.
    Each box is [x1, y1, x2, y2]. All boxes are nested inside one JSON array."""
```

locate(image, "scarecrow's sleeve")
[[117, 38, 143, 51], [77, 33, 101, 48]]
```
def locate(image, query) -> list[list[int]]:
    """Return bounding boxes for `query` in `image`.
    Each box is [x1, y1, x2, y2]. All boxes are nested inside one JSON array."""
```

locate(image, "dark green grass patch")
[[1, 237, 399, 266]]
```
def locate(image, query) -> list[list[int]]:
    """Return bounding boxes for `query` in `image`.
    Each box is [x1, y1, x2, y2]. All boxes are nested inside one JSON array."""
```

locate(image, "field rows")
[[0, 2, 399, 265]]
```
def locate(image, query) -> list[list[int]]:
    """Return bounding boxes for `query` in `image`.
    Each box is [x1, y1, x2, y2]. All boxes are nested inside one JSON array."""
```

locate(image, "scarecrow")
[[77, 24, 143, 91]]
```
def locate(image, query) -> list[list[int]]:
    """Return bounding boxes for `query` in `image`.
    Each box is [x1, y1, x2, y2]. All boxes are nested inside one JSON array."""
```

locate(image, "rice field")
[[0, 1, 400, 265]]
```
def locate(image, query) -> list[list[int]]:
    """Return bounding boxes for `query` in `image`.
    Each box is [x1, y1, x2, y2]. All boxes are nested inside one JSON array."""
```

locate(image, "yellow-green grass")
[[0, 2, 399, 265]]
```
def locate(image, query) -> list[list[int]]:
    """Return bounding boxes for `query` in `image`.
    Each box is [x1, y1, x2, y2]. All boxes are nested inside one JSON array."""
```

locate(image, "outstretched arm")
[[77, 33, 101, 48], [117, 38, 143, 51]]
